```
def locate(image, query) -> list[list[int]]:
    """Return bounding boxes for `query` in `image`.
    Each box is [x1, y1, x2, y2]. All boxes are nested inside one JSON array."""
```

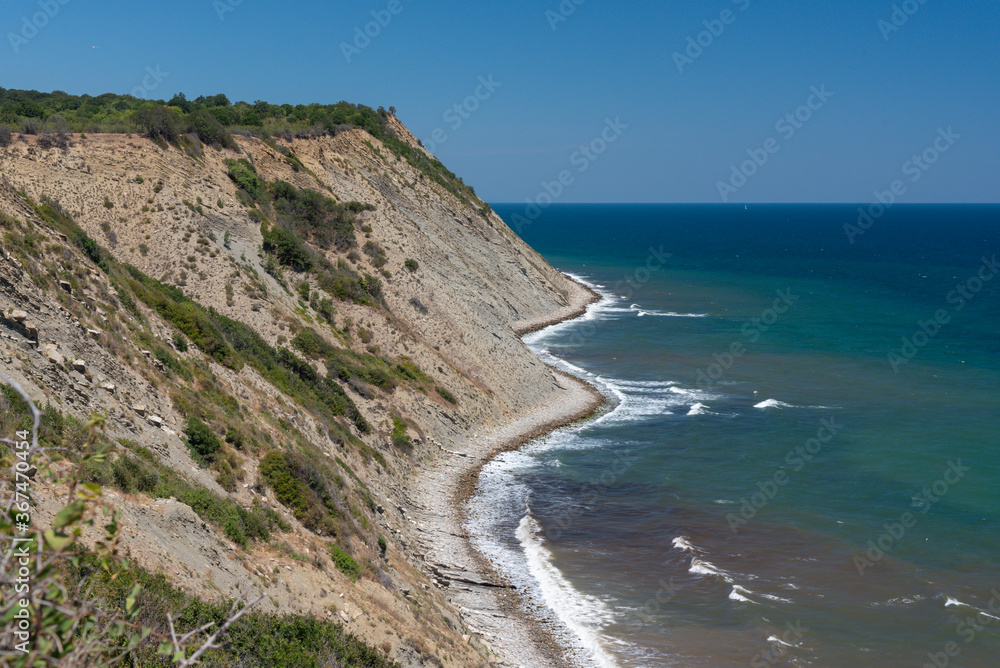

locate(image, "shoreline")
[[406, 276, 607, 667]]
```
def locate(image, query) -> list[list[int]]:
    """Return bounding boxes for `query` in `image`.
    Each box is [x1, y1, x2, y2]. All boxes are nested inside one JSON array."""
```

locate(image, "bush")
[[362, 240, 386, 268], [0, 125, 11, 147], [223, 158, 267, 202], [437, 386, 458, 405], [403, 258, 418, 272], [330, 545, 360, 580], [262, 222, 313, 272], [390, 417, 411, 451], [188, 107, 235, 149], [184, 416, 222, 459], [133, 104, 182, 144], [259, 450, 344, 536]]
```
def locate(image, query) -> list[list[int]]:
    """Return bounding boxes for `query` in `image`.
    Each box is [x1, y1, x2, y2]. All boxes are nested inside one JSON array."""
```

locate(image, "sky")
[[2, 0, 997, 204]]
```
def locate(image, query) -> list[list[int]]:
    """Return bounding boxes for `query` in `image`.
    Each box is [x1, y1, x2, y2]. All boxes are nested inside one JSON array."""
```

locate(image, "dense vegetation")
[[0, 87, 485, 208]]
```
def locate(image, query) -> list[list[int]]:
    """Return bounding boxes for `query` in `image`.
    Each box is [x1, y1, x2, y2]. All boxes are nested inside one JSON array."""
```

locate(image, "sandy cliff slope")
[[0, 120, 594, 666]]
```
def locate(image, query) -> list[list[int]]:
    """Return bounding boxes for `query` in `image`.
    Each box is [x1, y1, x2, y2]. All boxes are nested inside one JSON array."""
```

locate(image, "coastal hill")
[[0, 92, 593, 666]]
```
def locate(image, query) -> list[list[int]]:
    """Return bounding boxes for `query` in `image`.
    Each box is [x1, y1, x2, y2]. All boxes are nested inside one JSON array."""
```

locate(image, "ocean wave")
[[516, 514, 621, 667], [753, 399, 795, 410], [588, 378, 718, 425], [672, 536, 700, 553], [628, 303, 709, 318], [944, 597, 1000, 620], [689, 558, 733, 583], [729, 585, 755, 603], [753, 398, 839, 410], [767, 633, 801, 648], [687, 403, 710, 416], [604, 379, 679, 389]]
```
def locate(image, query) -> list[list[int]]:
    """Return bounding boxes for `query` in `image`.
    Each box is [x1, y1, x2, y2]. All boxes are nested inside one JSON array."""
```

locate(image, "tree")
[[187, 108, 233, 149], [133, 104, 181, 144], [167, 92, 193, 113]]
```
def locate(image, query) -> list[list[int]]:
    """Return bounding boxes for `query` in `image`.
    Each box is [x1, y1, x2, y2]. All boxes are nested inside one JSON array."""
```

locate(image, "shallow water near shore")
[[471, 204, 1000, 667]]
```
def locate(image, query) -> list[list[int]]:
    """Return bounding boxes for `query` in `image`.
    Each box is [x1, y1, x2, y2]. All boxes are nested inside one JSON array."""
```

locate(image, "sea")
[[468, 204, 1000, 667]]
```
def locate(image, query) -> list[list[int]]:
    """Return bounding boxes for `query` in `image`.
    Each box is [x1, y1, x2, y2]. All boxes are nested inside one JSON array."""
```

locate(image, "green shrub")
[[330, 545, 360, 580], [378, 535, 387, 555], [390, 417, 410, 451], [437, 386, 458, 405], [223, 158, 267, 202], [259, 450, 344, 536], [262, 222, 313, 272], [188, 107, 235, 149], [184, 416, 222, 459], [132, 103, 182, 144], [403, 258, 418, 272]]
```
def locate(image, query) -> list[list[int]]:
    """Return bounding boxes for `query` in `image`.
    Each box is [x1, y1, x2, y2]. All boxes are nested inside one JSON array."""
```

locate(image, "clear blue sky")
[[2, 0, 997, 203]]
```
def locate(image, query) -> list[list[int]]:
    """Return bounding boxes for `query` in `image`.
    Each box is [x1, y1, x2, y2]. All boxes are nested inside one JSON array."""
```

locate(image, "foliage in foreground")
[[0, 376, 397, 667]]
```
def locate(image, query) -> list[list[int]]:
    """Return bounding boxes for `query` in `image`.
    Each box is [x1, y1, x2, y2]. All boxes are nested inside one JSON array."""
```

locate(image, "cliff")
[[0, 117, 592, 666]]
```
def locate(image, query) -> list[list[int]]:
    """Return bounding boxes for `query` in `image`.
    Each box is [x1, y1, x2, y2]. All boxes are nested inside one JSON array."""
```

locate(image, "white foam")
[[754, 399, 795, 409], [672, 536, 699, 553], [687, 403, 709, 416], [669, 386, 717, 400], [729, 585, 755, 603], [767, 634, 799, 648], [608, 379, 679, 390], [638, 310, 709, 318], [689, 558, 733, 583], [516, 514, 620, 667], [627, 303, 708, 317], [944, 597, 1000, 620]]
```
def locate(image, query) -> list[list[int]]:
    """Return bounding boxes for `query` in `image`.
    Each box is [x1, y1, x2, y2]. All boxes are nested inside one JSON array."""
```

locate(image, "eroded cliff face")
[[0, 121, 583, 666]]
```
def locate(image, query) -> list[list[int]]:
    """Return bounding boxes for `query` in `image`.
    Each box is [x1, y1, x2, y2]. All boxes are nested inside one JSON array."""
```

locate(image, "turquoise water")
[[472, 204, 1000, 667]]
